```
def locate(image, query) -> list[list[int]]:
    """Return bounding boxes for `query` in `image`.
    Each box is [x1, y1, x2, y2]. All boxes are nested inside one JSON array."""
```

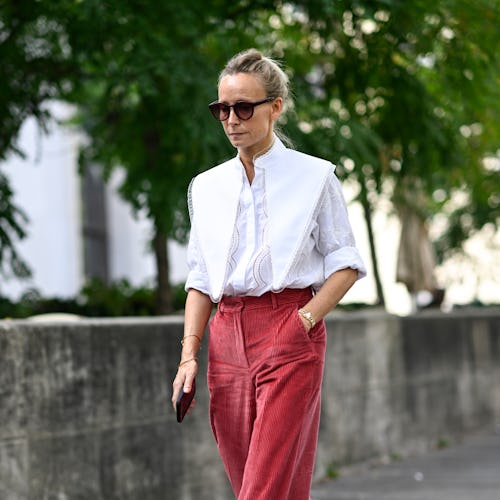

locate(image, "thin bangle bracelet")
[[181, 334, 202, 345], [178, 357, 198, 368]]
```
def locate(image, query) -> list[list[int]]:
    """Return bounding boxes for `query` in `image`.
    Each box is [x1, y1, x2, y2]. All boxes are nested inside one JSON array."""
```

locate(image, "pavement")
[[311, 427, 500, 500]]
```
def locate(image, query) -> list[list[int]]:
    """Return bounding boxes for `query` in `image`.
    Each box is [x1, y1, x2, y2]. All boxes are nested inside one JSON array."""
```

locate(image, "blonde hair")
[[219, 48, 290, 109], [219, 49, 294, 147]]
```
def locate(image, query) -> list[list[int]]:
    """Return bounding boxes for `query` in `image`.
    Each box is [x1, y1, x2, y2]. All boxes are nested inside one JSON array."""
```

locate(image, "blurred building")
[[0, 101, 188, 300]]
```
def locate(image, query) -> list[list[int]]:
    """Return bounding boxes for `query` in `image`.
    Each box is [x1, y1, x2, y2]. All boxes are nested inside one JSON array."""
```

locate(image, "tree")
[[0, 0, 79, 281], [261, 0, 500, 305], [0, 1, 77, 161], [0, 171, 30, 281], [1, 0, 498, 311], [62, 0, 278, 312], [0, 0, 276, 309], [63, 1, 235, 312]]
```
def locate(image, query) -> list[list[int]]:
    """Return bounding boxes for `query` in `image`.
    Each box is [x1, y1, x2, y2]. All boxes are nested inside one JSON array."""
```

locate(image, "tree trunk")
[[152, 228, 172, 314], [360, 189, 386, 308]]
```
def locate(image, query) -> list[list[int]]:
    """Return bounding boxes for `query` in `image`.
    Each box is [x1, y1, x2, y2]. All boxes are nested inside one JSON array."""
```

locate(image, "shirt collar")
[[254, 134, 287, 168], [234, 134, 287, 171]]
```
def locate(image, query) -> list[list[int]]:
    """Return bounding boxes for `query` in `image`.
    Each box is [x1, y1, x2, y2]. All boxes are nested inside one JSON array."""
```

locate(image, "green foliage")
[[0, 0, 77, 161], [326, 463, 340, 480], [272, 0, 500, 259], [0, 279, 188, 319], [66, 0, 238, 241], [0, 0, 77, 279], [79, 279, 156, 317], [1, 0, 498, 308], [437, 437, 450, 449], [0, 171, 31, 279]]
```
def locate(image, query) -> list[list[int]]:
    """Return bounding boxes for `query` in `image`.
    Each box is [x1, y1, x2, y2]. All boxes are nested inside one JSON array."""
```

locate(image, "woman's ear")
[[271, 97, 284, 120]]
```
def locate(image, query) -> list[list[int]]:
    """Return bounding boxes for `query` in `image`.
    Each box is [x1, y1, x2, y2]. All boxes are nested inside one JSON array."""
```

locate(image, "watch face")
[[299, 309, 315, 327]]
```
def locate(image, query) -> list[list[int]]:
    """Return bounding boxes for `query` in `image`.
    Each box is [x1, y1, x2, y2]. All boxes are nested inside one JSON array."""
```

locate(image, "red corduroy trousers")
[[207, 288, 326, 500]]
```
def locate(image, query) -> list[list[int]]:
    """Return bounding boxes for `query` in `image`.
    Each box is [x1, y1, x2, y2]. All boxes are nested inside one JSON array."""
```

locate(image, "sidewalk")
[[311, 428, 500, 500]]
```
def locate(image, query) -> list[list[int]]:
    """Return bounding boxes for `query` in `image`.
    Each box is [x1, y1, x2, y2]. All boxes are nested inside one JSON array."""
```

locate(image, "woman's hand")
[[298, 268, 358, 330], [298, 312, 313, 333], [171, 288, 213, 414], [171, 358, 198, 412]]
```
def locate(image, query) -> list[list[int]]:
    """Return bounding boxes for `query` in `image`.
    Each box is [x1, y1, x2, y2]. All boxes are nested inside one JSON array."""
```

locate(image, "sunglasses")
[[208, 97, 275, 121]]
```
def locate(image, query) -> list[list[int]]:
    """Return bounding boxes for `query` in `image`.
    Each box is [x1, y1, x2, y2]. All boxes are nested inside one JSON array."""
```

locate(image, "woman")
[[172, 48, 366, 500]]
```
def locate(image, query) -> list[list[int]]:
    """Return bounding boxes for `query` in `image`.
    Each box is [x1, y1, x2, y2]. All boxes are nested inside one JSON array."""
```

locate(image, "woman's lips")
[[228, 131, 245, 138]]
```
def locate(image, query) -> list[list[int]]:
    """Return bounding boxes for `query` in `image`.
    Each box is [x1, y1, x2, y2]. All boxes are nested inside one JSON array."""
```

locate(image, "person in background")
[[172, 48, 366, 500]]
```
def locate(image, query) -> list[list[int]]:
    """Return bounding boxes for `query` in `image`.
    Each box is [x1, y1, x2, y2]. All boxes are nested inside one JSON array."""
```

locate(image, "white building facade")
[[0, 102, 187, 300]]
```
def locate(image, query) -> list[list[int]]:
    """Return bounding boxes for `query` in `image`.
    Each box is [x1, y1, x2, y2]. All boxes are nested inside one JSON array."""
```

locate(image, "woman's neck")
[[239, 136, 275, 184], [240, 157, 255, 184]]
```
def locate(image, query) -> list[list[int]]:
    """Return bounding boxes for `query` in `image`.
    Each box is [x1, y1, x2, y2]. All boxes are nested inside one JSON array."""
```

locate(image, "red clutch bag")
[[176, 378, 196, 423]]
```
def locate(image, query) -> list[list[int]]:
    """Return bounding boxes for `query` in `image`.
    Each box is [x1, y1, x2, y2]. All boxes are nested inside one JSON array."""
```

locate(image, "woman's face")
[[217, 72, 282, 158]]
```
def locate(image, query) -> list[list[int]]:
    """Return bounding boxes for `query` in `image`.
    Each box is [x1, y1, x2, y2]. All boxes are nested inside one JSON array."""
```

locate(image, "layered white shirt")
[[186, 137, 366, 302]]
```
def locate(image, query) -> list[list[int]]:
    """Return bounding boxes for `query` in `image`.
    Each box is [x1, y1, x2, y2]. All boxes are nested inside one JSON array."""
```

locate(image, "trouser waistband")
[[219, 288, 313, 312]]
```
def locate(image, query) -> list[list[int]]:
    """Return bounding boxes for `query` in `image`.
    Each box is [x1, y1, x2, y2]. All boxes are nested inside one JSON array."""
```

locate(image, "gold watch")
[[298, 309, 316, 328]]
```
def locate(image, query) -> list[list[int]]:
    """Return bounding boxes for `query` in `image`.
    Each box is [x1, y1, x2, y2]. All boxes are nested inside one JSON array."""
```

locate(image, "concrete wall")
[[315, 309, 500, 477], [1, 309, 499, 499]]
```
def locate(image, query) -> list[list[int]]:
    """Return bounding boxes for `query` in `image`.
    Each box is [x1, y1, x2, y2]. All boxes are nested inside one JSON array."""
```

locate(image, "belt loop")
[[271, 292, 279, 309]]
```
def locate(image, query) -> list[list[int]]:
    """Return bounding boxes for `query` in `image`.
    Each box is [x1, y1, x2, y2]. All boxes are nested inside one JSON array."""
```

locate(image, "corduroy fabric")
[[207, 288, 326, 500]]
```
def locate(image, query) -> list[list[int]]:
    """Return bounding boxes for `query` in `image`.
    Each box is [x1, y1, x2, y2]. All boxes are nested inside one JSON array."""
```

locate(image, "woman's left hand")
[[171, 358, 198, 412]]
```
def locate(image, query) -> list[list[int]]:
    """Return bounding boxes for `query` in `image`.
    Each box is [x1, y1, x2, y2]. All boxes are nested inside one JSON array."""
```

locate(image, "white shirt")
[[185, 141, 366, 302]]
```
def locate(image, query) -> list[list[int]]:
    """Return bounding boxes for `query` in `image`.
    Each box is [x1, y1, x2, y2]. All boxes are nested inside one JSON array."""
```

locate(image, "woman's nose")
[[227, 107, 240, 124]]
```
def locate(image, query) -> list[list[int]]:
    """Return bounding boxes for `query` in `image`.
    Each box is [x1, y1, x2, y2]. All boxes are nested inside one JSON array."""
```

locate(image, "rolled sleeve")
[[185, 270, 210, 295], [184, 229, 211, 296], [324, 246, 367, 281], [316, 171, 367, 281]]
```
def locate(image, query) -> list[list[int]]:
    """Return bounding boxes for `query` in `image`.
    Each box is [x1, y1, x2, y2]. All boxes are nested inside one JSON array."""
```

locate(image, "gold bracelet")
[[178, 357, 198, 368], [181, 334, 202, 346]]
